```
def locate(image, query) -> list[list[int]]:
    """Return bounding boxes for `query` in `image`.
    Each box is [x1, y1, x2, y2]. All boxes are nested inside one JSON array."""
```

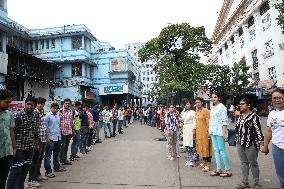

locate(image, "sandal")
[[202, 166, 210, 172], [210, 170, 221, 176], [45, 173, 55, 178], [198, 163, 205, 168], [236, 182, 250, 189], [254, 184, 262, 189], [220, 170, 232, 177]]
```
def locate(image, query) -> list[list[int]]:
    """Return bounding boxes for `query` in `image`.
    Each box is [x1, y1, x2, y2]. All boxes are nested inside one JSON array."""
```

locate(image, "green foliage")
[[276, 0, 284, 33], [138, 23, 212, 96], [139, 23, 252, 100]]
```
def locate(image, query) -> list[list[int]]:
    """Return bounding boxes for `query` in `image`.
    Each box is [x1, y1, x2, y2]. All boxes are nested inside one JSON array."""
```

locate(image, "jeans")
[[6, 149, 34, 189], [44, 140, 61, 174], [118, 120, 123, 133], [60, 134, 72, 163], [28, 142, 46, 181], [112, 119, 117, 135], [237, 144, 259, 184], [165, 130, 177, 158], [211, 134, 230, 171], [80, 127, 89, 153], [103, 122, 112, 137], [186, 140, 199, 162], [272, 144, 284, 189], [87, 128, 94, 147], [0, 155, 12, 189], [71, 130, 81, 157], [94, 122, 100, 141]]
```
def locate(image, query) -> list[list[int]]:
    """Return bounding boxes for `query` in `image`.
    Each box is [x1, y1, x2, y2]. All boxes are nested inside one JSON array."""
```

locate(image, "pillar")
[[0, 74, 5, 89], [126, 94, 130, 107]]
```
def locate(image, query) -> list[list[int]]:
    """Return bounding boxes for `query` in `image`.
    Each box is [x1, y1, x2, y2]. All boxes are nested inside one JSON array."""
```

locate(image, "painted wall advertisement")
[[111, 58, 125, 72], [99, 85, 128, 95]]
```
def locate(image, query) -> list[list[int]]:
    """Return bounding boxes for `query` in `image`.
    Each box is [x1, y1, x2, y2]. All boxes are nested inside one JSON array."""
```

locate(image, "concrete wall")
[[24, 79, 49, 100], [54, 87, 81, 102]]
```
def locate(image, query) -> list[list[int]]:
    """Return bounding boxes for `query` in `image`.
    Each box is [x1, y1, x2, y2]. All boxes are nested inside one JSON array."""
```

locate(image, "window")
[[260, 1, 270, 16], [46, 39, 49, 49], [40, 40, 44, 49], [72, 63, 82, 76], [147, 77, 149, 81], [263, 39, 274, 59], [230, 37, 235, 44], [224, 43, 228, 50], [29, 41, 33, 51], [151, 77, 154, 81], [72, 36, 82, 49], [51, 39, 55, 48], [90, 66, 94, 79], [0, 32, 2, 52], [143, 77, 145, 81], [251, 49, 258, 70], [219, 48, 222, 55], [0, 0, 4, 9], [35, 41, 38, 50], [134, 52, 137, 56], [248, 16, 254, 28], [150, 71, 153, 74], [238, 27, 243, 36], [268, 66, 276, 80], [147, 71, 149, 75]]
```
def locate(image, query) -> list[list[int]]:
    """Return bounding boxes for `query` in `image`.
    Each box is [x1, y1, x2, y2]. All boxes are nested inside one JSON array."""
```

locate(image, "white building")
[[210, 0, 284, 95], [125, 42, 159, 105]]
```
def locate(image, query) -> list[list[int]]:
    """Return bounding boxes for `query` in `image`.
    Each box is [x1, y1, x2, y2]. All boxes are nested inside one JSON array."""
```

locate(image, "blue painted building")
[[0, 0, 141, 105]]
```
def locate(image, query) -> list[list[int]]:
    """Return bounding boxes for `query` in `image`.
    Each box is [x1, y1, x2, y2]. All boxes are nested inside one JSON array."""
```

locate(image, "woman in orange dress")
[[195, 97, 212, 172]]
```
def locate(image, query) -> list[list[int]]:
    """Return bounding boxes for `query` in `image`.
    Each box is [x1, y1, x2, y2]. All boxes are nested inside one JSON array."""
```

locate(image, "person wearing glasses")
[[209, 93, 232, 177], [164, 105, 179, 161], [235, 98, 263, 189], [261, 88, 284, 189]]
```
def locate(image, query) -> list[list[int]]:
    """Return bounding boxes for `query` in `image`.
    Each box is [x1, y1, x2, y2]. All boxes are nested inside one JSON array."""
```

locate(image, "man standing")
[[111, 104, 118, 137], [6, 97, 40, 189], [70, 101, 81, 161], [44, 103, 65, 178], [59, 99, 74, 165], [0, 89, 16, 189], [102, 106, 112, 138], [92, 105, 102, 143]]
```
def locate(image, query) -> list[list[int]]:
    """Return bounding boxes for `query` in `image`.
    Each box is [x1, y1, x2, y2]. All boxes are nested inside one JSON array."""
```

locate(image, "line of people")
[[0, 89, 134, 189]]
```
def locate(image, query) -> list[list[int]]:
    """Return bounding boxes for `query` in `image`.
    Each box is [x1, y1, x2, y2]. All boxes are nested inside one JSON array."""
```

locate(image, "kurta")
[[195, 108, 212, 158], [182, 110, 196, 147]]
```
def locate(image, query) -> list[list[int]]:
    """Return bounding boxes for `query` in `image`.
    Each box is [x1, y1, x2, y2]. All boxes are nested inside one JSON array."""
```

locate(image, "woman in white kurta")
[[182, 102, 197, 167]]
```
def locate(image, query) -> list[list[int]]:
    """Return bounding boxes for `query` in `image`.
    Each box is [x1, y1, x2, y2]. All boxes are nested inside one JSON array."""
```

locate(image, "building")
[[125, 42, 159, 106], [0, 0, 141, 106], [0, 0, 56, 100], [210, 0, 284, 97]]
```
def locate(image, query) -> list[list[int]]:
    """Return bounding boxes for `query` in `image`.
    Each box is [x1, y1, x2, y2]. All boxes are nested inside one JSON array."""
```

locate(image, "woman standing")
[[235, 98, 263, 189], [261, 88, 284, 189], [209, 93, 232, 177], [195, 97, 212, 172], [182, 101, 198, 167], [164, 105, 179, 161]]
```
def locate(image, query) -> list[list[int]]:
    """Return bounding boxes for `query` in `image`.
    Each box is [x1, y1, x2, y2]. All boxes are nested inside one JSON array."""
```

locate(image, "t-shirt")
[[267, 109, 284, 149], [73, 110, 81, 131], [0, 110, 15, 158]]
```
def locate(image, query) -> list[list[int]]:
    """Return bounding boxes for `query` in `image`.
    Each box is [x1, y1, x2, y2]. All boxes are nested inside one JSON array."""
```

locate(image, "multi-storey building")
[[0, 0, 141, 106], [210, 0, 284, 97], [125, 42, 159, 106]]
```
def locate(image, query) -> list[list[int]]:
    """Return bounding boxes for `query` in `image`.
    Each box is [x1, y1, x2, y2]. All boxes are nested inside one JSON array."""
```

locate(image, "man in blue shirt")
[[44, 103, 65, 178]]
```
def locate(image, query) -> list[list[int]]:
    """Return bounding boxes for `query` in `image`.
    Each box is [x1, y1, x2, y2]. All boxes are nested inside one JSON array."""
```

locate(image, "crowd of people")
[[0, 88, 284, 189], [136, 90, 283, 189], [0, 89, 135, 189]]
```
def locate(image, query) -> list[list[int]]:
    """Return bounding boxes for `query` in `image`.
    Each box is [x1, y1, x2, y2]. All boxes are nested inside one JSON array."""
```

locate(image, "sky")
[[7, 0, 224, 49]]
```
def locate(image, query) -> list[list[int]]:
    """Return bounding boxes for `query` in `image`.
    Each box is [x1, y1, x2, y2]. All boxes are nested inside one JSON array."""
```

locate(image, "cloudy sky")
[[8, 0, 224, 49]]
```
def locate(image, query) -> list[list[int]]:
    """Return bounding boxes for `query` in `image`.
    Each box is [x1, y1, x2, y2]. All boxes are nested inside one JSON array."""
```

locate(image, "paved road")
[[40, 119, 280, 189]]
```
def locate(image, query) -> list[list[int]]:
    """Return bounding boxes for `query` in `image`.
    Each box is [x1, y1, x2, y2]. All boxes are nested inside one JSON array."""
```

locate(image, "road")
[[40, 118, 280, 189]]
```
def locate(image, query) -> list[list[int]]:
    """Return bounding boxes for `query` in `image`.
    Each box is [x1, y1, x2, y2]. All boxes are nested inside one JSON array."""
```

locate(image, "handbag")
[[227, 128, 236, 146]]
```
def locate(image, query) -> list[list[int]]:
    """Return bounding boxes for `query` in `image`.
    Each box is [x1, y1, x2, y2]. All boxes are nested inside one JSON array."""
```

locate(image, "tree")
[[139, 23, 212, 96], [276, 0, 284, 33], [230, 58, 252, 96]]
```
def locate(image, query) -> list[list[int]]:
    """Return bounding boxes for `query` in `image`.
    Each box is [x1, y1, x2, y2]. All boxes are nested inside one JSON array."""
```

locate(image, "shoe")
[[169, 157, 175, 161], [27, 180, 41, 188], [167, 155, 171, 160], [185, 161, 190, 167], [63, 160, 72, 165], [37, 175, 48, 181], [69, 157, 75, 161], [75, 155, 80, 158], [45, 172, 55, 178], [254, 184, 262, 189], [236, 182, 250, 189], [35, 176, 43, 182], [86, 149, 91, 152], [54, 167, 67, 172], [95, 140, 102, 143]]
